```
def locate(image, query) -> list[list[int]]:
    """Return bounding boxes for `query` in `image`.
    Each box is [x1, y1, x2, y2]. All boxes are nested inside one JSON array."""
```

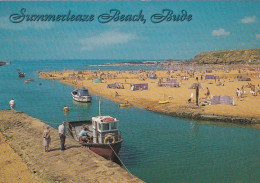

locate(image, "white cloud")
[[0, 17, 53, 30], [212, 28, 230, 36], [80, 31, 138, 50], [241, 16, 257, 24], [256, 34, 260, 40]]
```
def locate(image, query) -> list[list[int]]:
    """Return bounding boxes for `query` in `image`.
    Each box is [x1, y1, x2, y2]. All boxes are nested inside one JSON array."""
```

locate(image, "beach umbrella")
[[188, 83, 203, 89]]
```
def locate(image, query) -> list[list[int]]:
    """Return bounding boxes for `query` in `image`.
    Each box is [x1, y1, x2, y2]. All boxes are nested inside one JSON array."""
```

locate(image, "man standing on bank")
[[58, 122, 66, 151], [9, 98, 15, 112]]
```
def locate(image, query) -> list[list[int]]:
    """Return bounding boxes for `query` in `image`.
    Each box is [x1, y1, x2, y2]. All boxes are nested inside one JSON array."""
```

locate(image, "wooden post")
[[196, 77, 199, 106], [196, 85, 199, 106], [99, 99, 101, 116]]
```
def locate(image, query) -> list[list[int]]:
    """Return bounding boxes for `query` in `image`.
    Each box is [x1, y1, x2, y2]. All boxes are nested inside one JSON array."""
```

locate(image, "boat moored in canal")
[[119, 102, 131, 108], [66, 115, 123, 162], [71, 87, 92, 103], [25, 78, 35, 83], [18, 72, 26, 78]]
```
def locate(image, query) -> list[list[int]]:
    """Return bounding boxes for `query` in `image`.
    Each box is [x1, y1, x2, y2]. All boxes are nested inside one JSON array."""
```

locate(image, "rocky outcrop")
[[192, 49, 260, 64]]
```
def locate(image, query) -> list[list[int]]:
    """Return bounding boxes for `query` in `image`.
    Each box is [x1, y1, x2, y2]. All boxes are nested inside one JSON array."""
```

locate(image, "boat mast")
[[99, 98, 101, 116]]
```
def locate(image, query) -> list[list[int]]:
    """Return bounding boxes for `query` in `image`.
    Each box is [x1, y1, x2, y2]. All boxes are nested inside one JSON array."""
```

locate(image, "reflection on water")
[[0, 60, 259, 183], [72, 100, 91, 106]]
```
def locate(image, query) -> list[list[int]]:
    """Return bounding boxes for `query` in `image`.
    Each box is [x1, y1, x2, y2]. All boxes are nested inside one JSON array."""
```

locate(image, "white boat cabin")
[[71, 87, 92, 102], [92, 116, 119, 144]]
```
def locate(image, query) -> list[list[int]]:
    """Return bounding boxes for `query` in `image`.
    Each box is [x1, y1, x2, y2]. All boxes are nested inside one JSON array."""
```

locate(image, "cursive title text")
[[9, 8, 192, 24]]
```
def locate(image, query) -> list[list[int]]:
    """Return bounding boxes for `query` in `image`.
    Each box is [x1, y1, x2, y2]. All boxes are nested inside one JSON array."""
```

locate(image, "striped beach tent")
[[205, 75, 217, 80], [130, 83, 148, 91], [211, 96, 235, 105]]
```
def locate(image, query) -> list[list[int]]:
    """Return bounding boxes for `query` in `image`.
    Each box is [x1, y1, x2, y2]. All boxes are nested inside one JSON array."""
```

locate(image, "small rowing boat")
[[25, 78, 34, 83], [119, 102, 131, 108], [158, 100, 169, 104], [159, 94, 170, 104]]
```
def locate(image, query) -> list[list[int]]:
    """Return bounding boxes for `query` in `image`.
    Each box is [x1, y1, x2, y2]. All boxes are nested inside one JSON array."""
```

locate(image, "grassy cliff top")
[[192, 48, 260, 64]]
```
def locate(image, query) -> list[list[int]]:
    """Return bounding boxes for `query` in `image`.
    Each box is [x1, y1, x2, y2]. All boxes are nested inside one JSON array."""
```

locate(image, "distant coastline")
[[89, 61, 159, 67], [89, 48, 260, 67], [89, 60, 188, 67]]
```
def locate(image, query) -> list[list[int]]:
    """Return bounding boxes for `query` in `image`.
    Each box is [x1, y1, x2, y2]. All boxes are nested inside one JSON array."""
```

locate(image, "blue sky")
[[0, 1, 259, 61]]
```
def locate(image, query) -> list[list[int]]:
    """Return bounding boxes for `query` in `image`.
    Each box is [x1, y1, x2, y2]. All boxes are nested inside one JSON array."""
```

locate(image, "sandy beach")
[[40, 64, 260, 126], [0, 111, 143, 183]]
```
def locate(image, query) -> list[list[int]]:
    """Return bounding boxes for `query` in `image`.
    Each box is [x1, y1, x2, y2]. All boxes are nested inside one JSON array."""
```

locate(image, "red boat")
[[65, 115, 123, 162], [18, 72, 26, 77]]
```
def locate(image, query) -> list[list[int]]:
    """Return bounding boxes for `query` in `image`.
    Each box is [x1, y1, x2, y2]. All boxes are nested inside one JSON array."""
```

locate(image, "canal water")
[[0, 60, 259, 183]]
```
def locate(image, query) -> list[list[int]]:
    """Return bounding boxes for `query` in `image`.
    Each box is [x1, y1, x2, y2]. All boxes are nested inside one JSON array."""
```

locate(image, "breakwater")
[[0, 110, 143, 183]]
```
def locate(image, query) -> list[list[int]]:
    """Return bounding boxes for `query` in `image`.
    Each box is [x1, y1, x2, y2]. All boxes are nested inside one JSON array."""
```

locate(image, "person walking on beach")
[[241, 86, 245, 97], [205, 87, 210, 99], [236, 88, 241, 99], [43, 126, 51, 152], [58, 122, 66, 151], [9, 98, 15, 112], [188, 92, 193, 103], [257, 84, 260, 95]]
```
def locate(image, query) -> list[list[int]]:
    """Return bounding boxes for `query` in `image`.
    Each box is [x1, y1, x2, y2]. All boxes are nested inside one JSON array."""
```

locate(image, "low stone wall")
[[168, 111, 260, 124]]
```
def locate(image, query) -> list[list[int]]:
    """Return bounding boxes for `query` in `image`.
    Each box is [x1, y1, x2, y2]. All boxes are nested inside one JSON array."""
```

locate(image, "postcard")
[[0, 1, 259, 183]]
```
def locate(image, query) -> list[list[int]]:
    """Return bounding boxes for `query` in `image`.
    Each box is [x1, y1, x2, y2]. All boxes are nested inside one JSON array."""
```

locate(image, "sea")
[[0, 60, 259, 183]]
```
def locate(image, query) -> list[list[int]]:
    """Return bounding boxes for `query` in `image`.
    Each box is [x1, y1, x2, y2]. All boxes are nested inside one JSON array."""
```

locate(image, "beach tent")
[[211, 96, 235, 105], [93, 78, 102, 83], [158, 79, 179, 87], [188, 83, 203, 89], [237, 77, 251, 81], [149, 76, 157, 79], [205, 75, 217, 80], [130, 83, 148, 91], [166, 78, 177, 83], [158, 82, 179, 87], [107, 83, 118, 89], [107, 82, 124, 89]]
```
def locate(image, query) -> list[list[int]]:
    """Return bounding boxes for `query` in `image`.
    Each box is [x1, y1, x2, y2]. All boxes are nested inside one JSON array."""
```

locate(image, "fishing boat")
[[18, 72, 26, 78], [66, 115, 123, 162], [71, 87, 92, 103]]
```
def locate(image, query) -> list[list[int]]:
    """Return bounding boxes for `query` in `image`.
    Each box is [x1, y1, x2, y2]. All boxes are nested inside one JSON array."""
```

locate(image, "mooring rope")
[[108, 143, 135, 179]]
